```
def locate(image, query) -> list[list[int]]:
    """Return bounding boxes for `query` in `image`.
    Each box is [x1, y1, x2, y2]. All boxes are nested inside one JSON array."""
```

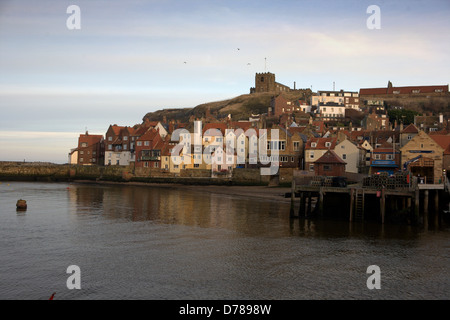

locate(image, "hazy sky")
[[1, 0, 449, 163]]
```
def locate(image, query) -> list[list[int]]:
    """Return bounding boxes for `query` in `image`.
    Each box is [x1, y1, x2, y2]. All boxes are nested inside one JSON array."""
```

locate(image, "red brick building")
[[76, 131, 105, 165], [135, 128, 164, 168], [314, 150, 346, 176]]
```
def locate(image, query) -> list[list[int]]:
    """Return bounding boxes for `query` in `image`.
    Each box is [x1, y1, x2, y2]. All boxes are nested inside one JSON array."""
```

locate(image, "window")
[[386, 154, 394, 160], [309, 164, 314, 171], [144, 141, 150, 146], [174, 165, 179, 169], [123, 136, 128, 141], [123, 144, 127, 150], [216, 137, 223, 142], [80, 158, 84, 162], [323, 165, 331, 171], [342, 154, 347, 160], [80, 151, 84, 155], [108, 137, 112, 141], [375, 154, 381, 160], [154, 162, 159, 168], [293, 141, 300, 151], [144, 162, 149, 168], [311, 142, 317, 148], [81, 142, 88, 147], [116, 160, 120, 165], [407, 135, 412, 140], [309, 151, 314, 159], [137, 141, 142, 146], [194, 164, 199, 168], [325, 142, 331, 147]]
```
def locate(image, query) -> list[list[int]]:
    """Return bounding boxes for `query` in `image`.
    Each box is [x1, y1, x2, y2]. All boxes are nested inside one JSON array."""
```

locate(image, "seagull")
[[247, 63, 251, 65], [184, 61, 187, 64], [237, 48, 240, 50]]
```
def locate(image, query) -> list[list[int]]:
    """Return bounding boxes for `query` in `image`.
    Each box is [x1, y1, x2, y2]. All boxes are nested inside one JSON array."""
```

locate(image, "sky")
[[0, 0, 449, 163]]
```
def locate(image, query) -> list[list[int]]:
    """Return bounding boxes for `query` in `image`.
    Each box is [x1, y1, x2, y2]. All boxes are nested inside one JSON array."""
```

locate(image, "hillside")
[[143, 90, 312, 123]]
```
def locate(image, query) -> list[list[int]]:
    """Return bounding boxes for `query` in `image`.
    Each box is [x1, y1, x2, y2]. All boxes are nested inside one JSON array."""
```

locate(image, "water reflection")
[[68, 183, 449, 242]]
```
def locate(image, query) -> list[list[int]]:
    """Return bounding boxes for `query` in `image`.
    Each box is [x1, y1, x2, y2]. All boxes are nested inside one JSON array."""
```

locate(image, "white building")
[[334, 139, 360, 173]]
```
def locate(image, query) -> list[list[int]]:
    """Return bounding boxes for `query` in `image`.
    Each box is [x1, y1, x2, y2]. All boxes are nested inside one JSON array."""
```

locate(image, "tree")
[[387, 109, 419, 125]]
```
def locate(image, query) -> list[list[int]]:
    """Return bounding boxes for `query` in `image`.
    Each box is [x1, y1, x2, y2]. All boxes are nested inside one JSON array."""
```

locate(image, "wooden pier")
[[289, 173, 448, 225]]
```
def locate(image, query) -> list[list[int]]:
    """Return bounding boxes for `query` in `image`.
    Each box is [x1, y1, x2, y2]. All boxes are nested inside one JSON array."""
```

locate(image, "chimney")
[[294, 81, 296, 90], [439, 113, 443, 124]]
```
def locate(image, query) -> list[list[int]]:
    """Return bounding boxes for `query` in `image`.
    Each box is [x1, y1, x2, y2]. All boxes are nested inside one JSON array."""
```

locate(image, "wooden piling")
[[319, 188, 324, 217], [306, 192, 312, 217], [299, 192, 305, 217], [414, 188, 420, 223], [424, 190, 429, 229], [434, 190, 439, 226], [380, 188, 386, 224], [290, 179, 296, 218], [349, 188, 354, 222]]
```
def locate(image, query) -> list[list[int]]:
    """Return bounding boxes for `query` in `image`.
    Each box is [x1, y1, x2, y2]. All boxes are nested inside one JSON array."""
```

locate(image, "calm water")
[[0, 182, 449, 300]]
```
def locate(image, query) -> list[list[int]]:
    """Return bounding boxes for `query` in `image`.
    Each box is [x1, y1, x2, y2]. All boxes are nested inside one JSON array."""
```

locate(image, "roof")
[[78, 133, 103, 147], [137, 128, 160, 141], [203, 123, 227, 136], [360, 85, 448, 96], [401, 123, 419, 134], [314, 150, 346, 164], [430, 135, 450, 155], [110, 125, 125, 136], [305, 137, 337, 150]]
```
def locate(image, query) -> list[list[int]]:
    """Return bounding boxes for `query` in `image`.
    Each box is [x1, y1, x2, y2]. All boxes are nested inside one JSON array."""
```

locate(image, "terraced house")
[[304, 137, 337, 172]]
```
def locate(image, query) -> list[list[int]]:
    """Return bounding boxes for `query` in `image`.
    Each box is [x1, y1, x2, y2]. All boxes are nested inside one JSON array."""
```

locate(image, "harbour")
[[0, 181, 449, 300]]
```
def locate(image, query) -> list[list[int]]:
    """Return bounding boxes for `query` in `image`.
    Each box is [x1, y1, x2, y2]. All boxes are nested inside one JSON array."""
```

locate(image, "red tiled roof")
[[203, 123, 227, 135], [137, 128, 159, 141], [305, 137, 337, 150], [360, 85, 448, 95], [78, 134, 103, 146], [111, 125, 125, 136], [401, 123, 419, 134], [430, 135, 450, 154], [314, 150, 346, 164]]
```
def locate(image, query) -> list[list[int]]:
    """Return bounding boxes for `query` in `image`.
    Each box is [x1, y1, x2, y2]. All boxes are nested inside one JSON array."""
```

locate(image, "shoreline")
[[71, 179, 292, 203]]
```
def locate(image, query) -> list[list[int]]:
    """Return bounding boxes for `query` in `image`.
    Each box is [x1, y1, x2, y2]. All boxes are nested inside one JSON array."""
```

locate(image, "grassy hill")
[[143, 90, 312, 123]]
